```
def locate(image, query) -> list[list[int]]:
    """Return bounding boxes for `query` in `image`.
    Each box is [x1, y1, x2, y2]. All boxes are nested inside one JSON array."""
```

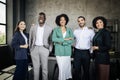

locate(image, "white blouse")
[[20, 31, 28, 44], [63, 31, 66, 38]]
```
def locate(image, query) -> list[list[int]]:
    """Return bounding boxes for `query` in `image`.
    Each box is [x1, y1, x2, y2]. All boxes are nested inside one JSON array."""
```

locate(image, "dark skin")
[[60, 17, 73, 41], [38, 15, 46, 27]]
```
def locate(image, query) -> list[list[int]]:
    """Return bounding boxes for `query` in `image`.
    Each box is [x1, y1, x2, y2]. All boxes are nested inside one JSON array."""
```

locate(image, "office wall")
[[25, 0, 120, 51], [25, 0, 120, 30], [6, 0, 120, 54]]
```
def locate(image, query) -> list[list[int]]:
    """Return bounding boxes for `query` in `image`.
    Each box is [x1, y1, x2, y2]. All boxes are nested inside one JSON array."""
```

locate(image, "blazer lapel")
[[93, 29, 104, 42], [18, 32, 26, 44], [58, 27, 63, 38]]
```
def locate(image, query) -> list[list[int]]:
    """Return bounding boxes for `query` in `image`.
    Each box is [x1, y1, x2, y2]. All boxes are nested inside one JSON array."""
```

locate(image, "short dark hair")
[[92, 16, 107, 28], [39, 12, 46, 19], [55, 14, 69, 26], [78, 16, 85, 20]]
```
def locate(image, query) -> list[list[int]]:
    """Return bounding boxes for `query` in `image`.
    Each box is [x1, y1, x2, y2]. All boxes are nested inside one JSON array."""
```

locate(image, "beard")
[[79, 23, 85, 27]]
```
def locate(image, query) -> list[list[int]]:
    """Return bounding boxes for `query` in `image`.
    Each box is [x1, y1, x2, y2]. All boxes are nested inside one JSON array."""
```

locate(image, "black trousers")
[[73, 48, 90, 80]]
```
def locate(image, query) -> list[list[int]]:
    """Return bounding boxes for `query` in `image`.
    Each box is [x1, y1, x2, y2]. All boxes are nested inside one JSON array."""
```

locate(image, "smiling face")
[[96, 19, 104, 29], [18, 21, 26, 31], [60, 17, 66, 26], [77, 18, 85, 27], [38, 14, 46, 25]]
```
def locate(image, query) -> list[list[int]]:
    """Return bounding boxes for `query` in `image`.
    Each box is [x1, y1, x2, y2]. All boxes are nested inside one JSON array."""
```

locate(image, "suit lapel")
[[33, 25, 38, 43], [43, 25, 47, 41]]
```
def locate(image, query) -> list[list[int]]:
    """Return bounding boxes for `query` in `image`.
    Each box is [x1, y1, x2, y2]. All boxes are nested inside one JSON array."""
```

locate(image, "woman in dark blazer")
[[92, 16, 111, 80], [11, 20, 29, 80]]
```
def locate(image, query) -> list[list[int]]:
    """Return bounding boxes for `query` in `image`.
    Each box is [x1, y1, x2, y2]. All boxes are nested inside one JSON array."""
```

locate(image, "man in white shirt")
[[73, 16, 95, 80], [29, 12, 53, 80]]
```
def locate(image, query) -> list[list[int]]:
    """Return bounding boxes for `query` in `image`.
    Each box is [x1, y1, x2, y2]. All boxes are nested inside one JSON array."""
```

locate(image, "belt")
[[35, 45, 43, 47], [35, 45, 49, 49], [75, 48, 89, 51]]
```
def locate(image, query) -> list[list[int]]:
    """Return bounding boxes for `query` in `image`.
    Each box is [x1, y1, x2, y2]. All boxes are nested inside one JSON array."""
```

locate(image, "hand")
[[64, 38, 73, 40], [92, 46, 99, 50], [20, 44, 28, 48], [24, 44, 29, 48]]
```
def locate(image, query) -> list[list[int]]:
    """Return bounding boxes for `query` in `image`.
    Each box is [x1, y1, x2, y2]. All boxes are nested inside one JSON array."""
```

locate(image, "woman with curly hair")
[[92, 16, 111, 80]]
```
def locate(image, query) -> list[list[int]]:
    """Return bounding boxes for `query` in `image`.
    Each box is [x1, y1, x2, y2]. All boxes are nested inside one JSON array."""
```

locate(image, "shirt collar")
[[38, 23, 45, 28], [79, 26, 88, 30]]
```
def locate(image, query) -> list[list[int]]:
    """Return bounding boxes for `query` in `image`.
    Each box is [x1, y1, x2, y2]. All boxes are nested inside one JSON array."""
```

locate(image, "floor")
[[0, 58, 120, 80], [0, 65, 15, 80]]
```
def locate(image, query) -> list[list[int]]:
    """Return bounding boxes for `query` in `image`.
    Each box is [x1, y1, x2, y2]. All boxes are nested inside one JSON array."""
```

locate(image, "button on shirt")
[[35, 25, 44, 46], [74, 27, 95, 50]]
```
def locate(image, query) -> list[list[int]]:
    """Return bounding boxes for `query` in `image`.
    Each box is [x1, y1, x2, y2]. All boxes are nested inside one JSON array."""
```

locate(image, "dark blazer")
[[11, 31, 29, 60], [93, 28, 111, 64]]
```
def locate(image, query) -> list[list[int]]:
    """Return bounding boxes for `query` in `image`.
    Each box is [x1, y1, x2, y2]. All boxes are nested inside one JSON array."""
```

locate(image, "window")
[[0, 0, 6, 44]]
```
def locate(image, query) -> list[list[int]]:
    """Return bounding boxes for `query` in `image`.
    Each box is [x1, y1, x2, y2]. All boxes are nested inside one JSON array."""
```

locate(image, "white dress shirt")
[[74, 26, 95, 50], [35, 24, 45, 46]]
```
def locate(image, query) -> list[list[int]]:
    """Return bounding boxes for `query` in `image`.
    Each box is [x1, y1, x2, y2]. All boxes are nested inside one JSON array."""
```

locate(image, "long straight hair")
[[14, 20, 26, 33]]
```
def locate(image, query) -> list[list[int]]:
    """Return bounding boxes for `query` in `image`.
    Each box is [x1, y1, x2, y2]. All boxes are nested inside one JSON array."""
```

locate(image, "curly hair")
[[55, 14, 69, 26], [92, 16, 107, 28]]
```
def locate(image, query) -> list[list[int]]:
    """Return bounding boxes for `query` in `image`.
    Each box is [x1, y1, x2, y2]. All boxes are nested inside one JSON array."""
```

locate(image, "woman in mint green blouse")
[[52, 14, 74, 80]]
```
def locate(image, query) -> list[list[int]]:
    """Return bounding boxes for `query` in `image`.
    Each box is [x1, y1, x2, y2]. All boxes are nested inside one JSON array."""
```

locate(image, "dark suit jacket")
[[11, 31, 29, 60], [93, 28, 111, 64]]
